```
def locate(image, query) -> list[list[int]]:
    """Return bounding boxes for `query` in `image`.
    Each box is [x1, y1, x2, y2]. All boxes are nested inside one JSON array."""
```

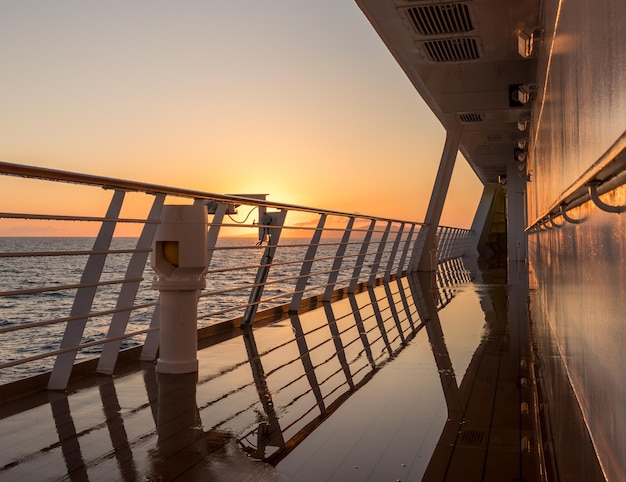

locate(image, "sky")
[[0, 1, 482, 236]]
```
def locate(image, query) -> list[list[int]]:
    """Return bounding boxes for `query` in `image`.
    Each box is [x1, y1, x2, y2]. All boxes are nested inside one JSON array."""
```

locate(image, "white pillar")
[[415, 127, 463, 271], [151, 204, 208, 374], [505, 163, 527, 261]]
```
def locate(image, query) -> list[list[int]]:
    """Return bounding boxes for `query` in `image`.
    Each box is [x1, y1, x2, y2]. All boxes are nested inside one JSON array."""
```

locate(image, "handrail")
[[527, 130, 626, 230], [0, 161, 423, 226]]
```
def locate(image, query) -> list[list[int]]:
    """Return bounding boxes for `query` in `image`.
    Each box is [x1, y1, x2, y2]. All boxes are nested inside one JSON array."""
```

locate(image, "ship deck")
[[0, 257, 543, 481]]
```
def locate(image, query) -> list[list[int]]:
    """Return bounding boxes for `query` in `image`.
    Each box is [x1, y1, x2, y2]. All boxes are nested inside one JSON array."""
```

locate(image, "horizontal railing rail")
[[0, 161, 472, 390]]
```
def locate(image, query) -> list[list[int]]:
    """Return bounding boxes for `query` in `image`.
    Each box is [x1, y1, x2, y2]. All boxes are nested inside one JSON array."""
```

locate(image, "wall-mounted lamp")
[[518, 27, 543, 58], [518, 115, 532, 131], [517, 163, 531, 181], [511, 83, 538, 105], [518, 29, 534, 58], [514, 147, 527, 163], [517, 137, 529, 149]]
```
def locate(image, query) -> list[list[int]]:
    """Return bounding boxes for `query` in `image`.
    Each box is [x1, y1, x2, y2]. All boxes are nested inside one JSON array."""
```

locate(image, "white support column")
[[506, 163, 527, 261], [413, 128, 463, 271]]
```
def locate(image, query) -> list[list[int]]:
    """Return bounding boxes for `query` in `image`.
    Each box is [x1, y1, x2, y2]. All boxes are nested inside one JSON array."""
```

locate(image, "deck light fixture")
[[518, 115, 531, 131], [518, 28, 534, 58], [512, 84, 536, 105]]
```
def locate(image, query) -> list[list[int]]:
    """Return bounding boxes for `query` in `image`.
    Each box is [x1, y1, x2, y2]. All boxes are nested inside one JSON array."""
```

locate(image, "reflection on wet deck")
[[0, 257, 542, 481]]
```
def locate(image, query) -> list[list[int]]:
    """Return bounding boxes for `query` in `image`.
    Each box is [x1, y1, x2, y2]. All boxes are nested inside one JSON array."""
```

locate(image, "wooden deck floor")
[[0, 259, 544, 481], [421, 262, 543, 481]]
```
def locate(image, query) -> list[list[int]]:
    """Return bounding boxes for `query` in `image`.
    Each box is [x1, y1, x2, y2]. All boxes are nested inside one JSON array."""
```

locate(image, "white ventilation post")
[[151, 204, 208, 374]]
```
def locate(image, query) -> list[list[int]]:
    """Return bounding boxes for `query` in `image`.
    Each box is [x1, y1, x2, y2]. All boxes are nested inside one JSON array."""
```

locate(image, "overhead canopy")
[[355, 0, 542, 184]]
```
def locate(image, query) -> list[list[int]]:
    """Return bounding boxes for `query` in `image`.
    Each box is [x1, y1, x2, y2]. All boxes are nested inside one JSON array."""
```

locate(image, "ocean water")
[[0, 237, 153, 384], [0, 236, 389, 385]]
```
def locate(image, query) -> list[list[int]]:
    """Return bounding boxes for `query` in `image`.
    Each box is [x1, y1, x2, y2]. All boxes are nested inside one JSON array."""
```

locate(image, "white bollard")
[[151, 204, 207, 374]]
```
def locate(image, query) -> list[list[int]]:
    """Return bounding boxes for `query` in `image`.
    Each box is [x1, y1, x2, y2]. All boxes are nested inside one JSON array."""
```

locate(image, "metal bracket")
[[587, 182, 626, 213], [548, 213, 562, 228], [560, 203, 584, 224]]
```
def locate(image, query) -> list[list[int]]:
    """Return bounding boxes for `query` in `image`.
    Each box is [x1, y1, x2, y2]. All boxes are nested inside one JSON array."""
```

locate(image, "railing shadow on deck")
[[0, 256, 475, 480]]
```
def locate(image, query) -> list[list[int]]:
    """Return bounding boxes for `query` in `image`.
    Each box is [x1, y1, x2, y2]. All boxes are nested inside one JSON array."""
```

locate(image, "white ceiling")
[[355, 0, 542, 183]]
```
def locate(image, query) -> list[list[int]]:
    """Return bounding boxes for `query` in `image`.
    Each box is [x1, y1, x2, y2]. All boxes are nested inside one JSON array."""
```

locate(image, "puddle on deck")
[[0, 258, 539, 481]]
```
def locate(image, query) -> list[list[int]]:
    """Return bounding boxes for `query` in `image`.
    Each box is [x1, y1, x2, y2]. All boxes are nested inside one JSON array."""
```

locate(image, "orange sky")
[[0, 1, 482, 237]]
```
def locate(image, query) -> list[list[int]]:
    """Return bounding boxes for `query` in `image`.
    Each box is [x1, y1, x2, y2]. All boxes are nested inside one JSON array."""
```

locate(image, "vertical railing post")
[[241, 210, 287, 326], [384, 223, 404, 282], [348, 219, 376, 294], [437, 227, 447, 263], [396, 224, 416, 277], [445, 228, 456, 260], [48, 189, 125, 390], [444, 228, 455, 260], [323, 217, 354, 302], [367, 220, 391, 287], [406, 226, 424, 273], [289, 213, 326, 312], [97, 193, 165, 375], [443, 227, 454, 261], [448, 228, 457, 261], [456, 229, 468, 257], [455, 229, 464, 258]]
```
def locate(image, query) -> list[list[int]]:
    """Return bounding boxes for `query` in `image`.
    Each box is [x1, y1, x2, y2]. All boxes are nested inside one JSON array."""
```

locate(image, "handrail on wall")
[[526, 130, 626, 231]]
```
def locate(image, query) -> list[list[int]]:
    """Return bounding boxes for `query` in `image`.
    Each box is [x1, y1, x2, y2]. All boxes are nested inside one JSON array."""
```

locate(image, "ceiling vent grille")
[[458, 113, 483, 123], [406, 3, 473, 36], [422, 38, 480, 62]]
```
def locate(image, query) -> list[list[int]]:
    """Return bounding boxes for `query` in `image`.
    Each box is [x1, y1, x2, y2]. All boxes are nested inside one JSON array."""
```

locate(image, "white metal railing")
[[0, 161, 473, 390]]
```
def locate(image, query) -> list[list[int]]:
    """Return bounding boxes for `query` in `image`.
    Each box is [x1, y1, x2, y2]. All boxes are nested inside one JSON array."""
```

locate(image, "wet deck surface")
[[0, 258, 543, 481]]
